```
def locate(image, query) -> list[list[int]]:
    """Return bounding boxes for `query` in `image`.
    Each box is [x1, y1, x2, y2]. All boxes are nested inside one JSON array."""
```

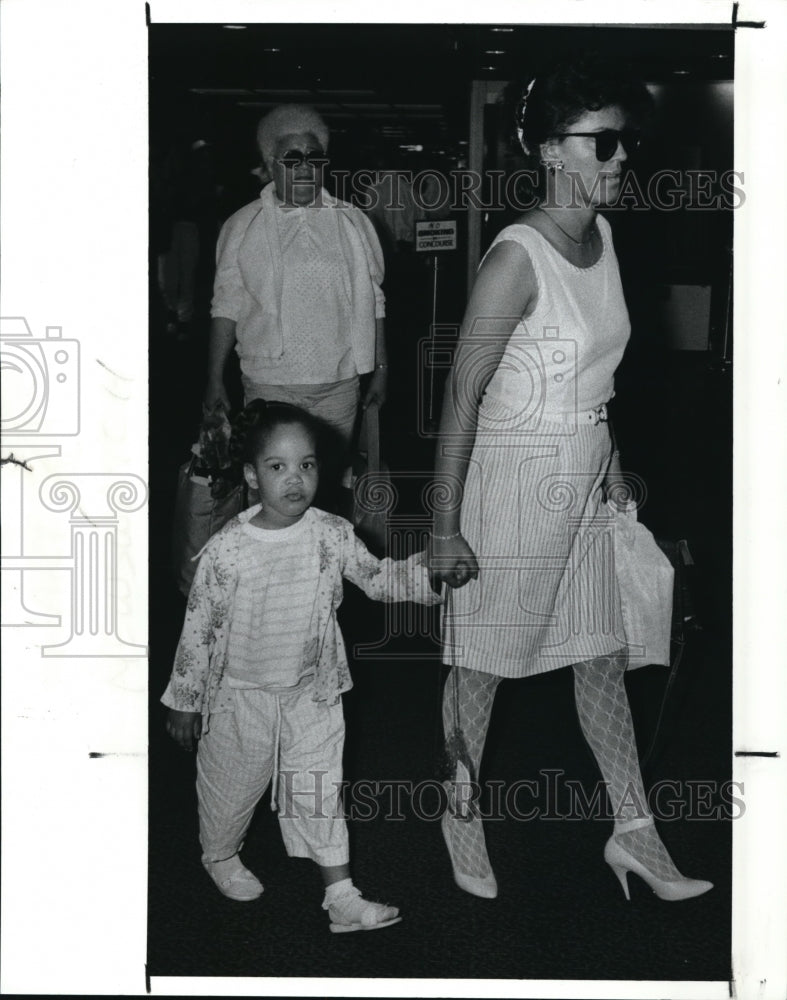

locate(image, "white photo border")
[[1, 1, 785, 997]]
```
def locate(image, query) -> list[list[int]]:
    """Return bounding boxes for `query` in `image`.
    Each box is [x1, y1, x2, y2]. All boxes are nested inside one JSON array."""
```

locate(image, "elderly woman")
[[205, 104, 388, 464], [430, 55, 713, 903]]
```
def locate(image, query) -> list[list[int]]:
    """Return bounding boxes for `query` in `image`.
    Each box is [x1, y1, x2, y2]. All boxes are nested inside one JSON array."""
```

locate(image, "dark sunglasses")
[[555, 128, 641, 162], [276, 149, 328, 169]]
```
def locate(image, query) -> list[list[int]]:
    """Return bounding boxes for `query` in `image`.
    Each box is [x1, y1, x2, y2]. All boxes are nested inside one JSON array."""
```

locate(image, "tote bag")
[[171, 456, 245, 598], [613, 505, 674, 668]]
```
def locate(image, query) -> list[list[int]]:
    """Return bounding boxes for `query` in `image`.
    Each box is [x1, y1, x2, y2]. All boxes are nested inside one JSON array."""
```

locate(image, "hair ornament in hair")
[[229, 397, 268, 464], [515, 77, 537, 152]]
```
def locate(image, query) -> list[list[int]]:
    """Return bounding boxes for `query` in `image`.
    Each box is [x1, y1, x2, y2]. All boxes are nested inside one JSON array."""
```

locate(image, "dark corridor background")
[[148, 19, 733, 986]]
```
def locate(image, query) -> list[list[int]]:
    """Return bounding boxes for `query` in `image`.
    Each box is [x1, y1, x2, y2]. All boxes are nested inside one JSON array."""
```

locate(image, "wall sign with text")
[[415, 220, 457, 252]]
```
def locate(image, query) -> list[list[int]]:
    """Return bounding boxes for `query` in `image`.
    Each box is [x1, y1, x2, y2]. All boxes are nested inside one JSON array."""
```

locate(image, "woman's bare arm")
[[430, 238, 538, 587]]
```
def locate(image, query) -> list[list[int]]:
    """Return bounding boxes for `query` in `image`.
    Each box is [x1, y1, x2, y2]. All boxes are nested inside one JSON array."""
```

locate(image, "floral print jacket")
[[161, 506, 442, 731]]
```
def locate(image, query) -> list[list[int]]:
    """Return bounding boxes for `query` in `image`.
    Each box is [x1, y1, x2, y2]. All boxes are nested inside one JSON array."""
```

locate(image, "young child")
[[162, 399, 441, 933]]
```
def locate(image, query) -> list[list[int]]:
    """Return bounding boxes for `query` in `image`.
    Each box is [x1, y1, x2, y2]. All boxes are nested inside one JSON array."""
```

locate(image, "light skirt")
[[443, 398, 626, 678]]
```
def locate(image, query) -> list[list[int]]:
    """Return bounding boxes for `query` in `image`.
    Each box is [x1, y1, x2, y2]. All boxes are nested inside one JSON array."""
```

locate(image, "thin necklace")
[[535, 207, 595, 246]]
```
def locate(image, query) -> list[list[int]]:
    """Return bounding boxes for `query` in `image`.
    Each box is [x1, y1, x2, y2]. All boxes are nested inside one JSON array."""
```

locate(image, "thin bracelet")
[[433, 530, 461, 540]]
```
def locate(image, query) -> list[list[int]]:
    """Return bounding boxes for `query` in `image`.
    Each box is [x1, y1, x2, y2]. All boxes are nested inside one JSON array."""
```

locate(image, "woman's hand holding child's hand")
[[166, 709, 202, 751], [428, 533, 479, 590]]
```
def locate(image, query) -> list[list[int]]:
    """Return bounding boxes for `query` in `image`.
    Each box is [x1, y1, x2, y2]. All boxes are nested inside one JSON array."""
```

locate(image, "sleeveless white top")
[[482, 214, 630, 417]]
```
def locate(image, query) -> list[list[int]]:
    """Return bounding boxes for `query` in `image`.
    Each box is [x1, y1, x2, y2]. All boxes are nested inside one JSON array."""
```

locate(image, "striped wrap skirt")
[[443, 397, 627, 678]]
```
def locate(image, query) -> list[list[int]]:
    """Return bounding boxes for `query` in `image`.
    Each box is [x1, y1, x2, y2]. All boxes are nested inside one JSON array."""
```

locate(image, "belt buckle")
[[589, 404, 608, 426]]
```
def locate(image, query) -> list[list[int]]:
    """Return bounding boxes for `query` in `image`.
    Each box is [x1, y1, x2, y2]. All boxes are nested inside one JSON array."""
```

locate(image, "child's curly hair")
[[229, 398, 323, 466]]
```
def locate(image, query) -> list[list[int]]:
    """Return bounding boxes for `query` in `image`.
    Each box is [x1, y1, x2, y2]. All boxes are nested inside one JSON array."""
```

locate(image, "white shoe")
[[323, 883, 401, 934], [604, 817, 713, 902], [441, 810, 498, 899], [202, 854, 264, 902]]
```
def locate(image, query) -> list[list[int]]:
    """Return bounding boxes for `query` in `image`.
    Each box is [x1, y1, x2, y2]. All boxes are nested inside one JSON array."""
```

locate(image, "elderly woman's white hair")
[[256, 104, 330, 164]]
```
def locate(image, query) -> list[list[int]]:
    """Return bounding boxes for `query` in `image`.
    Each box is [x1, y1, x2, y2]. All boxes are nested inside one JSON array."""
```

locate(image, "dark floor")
[[147, 260, 732, 985]]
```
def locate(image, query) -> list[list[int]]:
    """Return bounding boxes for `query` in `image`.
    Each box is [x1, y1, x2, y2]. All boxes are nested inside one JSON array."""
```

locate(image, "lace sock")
[[442, 665, 501, 880], [572, 650, 682, 881], [322, 879, 398, 928]]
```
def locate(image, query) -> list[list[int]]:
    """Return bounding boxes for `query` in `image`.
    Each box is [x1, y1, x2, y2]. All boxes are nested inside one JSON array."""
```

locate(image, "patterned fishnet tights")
[[441, 666, 501, 880], [572, 650, 682, 881], [442, 652, 682, 883]]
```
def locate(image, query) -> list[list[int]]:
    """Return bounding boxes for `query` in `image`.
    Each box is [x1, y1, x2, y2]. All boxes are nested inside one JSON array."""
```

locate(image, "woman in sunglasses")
[[430, 54, 713, 903], [206, 104, 387, 477]]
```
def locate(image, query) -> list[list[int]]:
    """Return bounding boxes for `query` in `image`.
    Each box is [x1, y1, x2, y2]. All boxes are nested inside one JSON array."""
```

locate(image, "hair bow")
[[515, 77, 537, 152]]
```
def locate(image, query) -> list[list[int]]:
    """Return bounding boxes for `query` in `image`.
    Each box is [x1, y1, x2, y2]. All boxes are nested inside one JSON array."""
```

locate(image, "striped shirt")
[[226, 515, 320, 690]]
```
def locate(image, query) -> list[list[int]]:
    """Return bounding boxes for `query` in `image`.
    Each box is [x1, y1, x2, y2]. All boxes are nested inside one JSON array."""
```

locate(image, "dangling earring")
[[541, 158, 564, 173]]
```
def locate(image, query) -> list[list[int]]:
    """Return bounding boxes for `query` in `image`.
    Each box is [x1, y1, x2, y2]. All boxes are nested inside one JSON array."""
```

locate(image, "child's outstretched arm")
[[341, 525, 443, 605]]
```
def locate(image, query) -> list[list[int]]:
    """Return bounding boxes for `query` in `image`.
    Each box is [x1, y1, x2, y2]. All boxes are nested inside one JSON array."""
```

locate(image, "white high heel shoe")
[[604, 816, 713, 902], [441, 810, 498, 899]]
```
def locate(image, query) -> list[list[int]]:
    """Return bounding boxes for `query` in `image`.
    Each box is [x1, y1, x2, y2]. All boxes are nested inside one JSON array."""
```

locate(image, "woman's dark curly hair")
[[229, 398, 323, 466], [506, 51, 653, 204], [514, 51, 654, 156]]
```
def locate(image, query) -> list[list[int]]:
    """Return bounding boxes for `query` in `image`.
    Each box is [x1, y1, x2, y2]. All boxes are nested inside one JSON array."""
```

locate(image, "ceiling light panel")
[[190, 88, 253, 95], [315, 89, 378, 97], [254, 88, 313, 96]]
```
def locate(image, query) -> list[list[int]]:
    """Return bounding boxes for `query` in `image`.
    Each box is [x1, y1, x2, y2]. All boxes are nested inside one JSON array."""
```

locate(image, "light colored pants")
[[196, 685, 349, 868]]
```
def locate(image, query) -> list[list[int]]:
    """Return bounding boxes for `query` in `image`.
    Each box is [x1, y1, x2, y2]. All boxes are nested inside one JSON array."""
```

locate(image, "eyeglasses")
[[554, 128, 641, 162], [276, 149, 328, 169]]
